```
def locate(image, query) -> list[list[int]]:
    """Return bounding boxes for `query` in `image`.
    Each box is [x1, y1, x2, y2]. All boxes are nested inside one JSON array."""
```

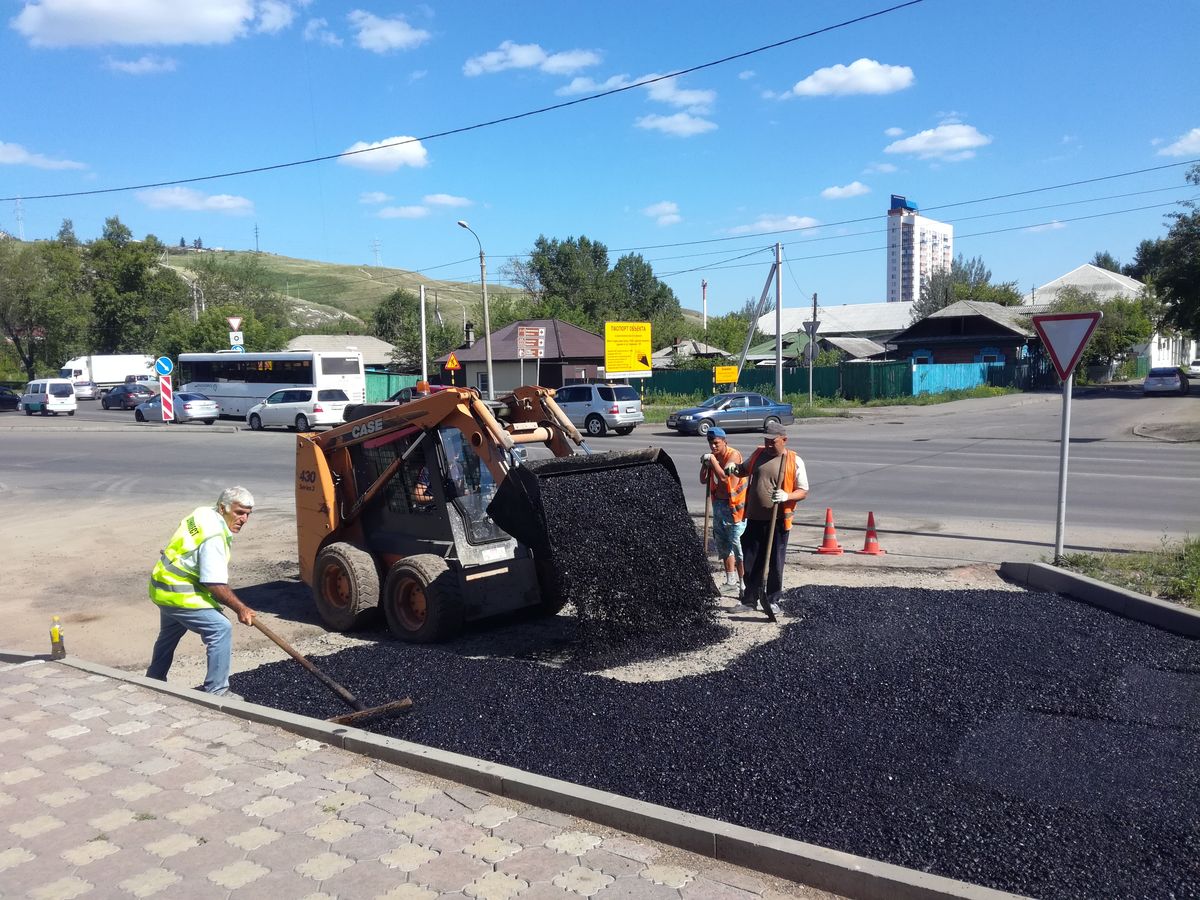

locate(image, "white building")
[[886, 195, 953, 303]]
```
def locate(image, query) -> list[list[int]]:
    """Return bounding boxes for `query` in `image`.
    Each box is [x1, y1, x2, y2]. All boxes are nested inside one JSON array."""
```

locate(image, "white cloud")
[[136, 186, 253, 215], [728, 215, 820, 235], [555, 73, 633, 96], [789, 58, 914, 97], [0, 140, 86, 170], [348, 10, 429, 53], [738, 70, 755, 80], [1158, 127, 1200, 157], [256, 0, 294, 33], [863, 161, 897, 175], [105, 54, 176, 75], [634, 113, 716, 137], [643, 201, 680, 226], [645, 75, 715, 113], [303, 17, 340, 45], [11, 0, 257, 47], [423, 193, 470, 207], [1025, 220, 1066, 233], [338, 136, 428, 171], [821, 181, 870, 200], [359, 191, 392, 204], [884, 123, 991, 160], [463, 40, 599, 76], [378, 205, 428, 219], [884, 126, 904, 137]]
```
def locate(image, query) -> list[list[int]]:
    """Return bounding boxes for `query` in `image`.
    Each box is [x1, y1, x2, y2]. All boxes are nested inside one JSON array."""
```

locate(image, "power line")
[[1, 1, 926, 204]]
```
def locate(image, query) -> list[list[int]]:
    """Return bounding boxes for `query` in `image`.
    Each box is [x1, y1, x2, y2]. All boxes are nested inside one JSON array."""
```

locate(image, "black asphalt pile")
[[234, 586, 1200, 900], [497, 454, 718, 659]]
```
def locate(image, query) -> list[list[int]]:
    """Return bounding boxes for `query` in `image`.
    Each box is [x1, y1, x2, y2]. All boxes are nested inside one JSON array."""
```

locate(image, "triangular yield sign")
[[226, 316, 243, 332], [1032, 312, 1103, 381]]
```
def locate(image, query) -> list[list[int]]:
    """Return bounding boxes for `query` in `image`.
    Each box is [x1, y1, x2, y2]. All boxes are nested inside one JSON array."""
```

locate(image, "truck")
[[59, 354, 155, 393]]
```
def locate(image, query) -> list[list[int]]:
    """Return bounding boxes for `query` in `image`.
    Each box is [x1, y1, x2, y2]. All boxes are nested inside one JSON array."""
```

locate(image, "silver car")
[[134, 392, 220, 424], [72, 380, 100, 400], [552, 383, 644, 436], [1142, 367, 1188, 396]]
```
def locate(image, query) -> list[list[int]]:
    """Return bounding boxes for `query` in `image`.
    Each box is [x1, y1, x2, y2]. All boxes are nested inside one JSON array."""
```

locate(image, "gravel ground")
[[233, 585, 1200, 900]]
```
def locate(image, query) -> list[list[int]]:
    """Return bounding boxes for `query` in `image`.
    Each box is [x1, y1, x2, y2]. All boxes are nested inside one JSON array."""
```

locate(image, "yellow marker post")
[[49, 615, 66, 659]]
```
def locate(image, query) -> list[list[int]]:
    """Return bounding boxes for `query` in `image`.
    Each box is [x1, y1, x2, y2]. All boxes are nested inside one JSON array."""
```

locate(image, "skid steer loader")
[[295, 385, 697, 643]]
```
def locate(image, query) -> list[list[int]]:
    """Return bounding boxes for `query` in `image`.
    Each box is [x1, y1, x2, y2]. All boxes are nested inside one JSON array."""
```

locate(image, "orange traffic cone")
[[815, 508, 844, 555], [857, 511, 887, 555]]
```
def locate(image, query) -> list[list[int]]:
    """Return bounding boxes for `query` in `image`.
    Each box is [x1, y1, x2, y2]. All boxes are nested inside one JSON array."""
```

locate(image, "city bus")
[[176, 350, 366, 419]]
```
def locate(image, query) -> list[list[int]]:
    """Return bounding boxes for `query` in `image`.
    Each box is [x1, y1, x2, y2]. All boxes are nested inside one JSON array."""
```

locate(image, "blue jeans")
[[146, 605, 233, 695], [712, 503, 747, 562]]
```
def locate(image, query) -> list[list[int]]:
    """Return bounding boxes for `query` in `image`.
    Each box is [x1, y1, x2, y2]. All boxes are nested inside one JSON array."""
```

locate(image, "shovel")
[[253, 619, 413, 726]]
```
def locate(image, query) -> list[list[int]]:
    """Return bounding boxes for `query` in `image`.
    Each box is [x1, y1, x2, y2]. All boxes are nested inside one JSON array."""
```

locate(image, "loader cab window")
[[437, 427, 506, 544]]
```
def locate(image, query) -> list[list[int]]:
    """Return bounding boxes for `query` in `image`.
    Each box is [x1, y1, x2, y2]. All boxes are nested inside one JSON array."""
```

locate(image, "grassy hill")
[[162, 249, 703, 332]]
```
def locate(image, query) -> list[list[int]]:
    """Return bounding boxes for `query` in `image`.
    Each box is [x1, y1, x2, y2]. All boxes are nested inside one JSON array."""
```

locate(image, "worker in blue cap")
[[700, 427, 748, 596]]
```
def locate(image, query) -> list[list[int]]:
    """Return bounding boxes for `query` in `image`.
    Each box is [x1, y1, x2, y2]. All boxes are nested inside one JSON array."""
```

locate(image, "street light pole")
[[457, 220, 495, 400]]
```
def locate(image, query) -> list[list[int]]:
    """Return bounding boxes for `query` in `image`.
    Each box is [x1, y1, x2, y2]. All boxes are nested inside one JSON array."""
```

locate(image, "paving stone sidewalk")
[[0, 659, 838, 900]]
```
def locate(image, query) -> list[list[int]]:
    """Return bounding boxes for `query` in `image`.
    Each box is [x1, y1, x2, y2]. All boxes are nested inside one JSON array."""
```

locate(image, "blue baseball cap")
[[706, 427, 727, 439]]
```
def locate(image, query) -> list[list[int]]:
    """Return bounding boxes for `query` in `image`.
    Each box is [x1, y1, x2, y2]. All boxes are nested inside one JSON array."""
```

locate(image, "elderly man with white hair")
[[146, 486, 258, 696]]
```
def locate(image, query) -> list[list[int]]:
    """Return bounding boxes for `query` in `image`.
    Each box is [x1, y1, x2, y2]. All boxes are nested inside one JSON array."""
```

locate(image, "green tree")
[[0, 238, 90, 378], [102, 215, 133, 248], [914, 253, 1022, 321], [1044, 286, 1155, 366], [374, 288, 461, 371], [1092, 251, 1122, 273], [1150, 164, 1200, 336], [86, 227, 189, 353], [156, 306, 287, 360], [55, 219, 78, 247], [188, 253, 288, 328]]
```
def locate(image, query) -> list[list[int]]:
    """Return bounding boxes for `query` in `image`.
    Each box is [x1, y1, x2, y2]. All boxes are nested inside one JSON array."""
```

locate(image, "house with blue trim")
[[886, 300, 1039, 365]]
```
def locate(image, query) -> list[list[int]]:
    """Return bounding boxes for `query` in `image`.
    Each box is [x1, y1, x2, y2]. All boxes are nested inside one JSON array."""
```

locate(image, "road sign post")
[[517, 326, 545, 386], [444, 351, 461, 387], [1032, 312, 1103, 563]]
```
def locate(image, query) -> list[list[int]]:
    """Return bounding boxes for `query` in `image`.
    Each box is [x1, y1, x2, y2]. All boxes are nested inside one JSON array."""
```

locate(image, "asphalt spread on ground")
[[234, 586, 1200, 900]]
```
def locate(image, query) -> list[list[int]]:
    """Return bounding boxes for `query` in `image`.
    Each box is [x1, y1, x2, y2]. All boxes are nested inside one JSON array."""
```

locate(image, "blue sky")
[[3, 0, 1199, 318]]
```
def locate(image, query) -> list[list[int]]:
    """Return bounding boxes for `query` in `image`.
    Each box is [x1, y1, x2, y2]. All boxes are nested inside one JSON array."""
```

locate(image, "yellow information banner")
[[604, 321, 653, 379], [713, 365, 739, 385]]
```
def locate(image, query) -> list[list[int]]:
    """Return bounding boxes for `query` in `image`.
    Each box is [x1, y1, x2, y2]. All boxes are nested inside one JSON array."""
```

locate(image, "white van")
[[20, 378, 78, 416]]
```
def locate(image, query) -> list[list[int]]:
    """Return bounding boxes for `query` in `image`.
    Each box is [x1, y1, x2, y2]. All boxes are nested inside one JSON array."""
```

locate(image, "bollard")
[[49, 615, 66, 659]]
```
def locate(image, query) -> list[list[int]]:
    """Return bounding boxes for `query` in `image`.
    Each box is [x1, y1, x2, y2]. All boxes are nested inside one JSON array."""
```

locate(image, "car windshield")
[[698, 394, 734, 409]]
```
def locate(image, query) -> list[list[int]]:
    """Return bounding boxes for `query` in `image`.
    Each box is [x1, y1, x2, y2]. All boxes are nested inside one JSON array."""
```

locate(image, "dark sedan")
[[666, 391, 796, 435], [101, 383, 155, 410], [0, 386, 20, 411]]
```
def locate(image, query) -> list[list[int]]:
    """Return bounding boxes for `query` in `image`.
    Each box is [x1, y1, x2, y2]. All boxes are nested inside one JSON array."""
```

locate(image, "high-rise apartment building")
[[886, 195, 953, 303]]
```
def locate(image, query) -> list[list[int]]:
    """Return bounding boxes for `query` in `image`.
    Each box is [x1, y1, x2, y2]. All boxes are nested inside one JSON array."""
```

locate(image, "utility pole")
[[774, 242, 783, 402], [809, 292, 818, 408], [701, 279, 708, 332]]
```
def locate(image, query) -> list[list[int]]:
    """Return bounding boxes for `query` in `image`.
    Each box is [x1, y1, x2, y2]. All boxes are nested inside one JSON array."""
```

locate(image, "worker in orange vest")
[[699, 428, 748, 595], [726, 422, 808, 615]]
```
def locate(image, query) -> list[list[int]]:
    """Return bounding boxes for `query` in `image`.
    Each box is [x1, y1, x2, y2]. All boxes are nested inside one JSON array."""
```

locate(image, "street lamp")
[[457, 220, 495, 400]]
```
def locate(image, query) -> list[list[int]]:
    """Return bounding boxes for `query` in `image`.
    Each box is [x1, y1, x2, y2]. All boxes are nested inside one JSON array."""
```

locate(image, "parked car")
[[667, 392, 796, 436], [125, 373, 156, 388], [20, 378, 78, 416], [247, 388, 350, 431], [0, 386, 21, 411], [387, 384, 450, 403], [102, 383, 155, 409], [552, 383, 644, 436], [1186, 360, 1200, 378], [1142, 367, 1189, 396], [72, 380, 99, 400], [134, 392, 219, 424]]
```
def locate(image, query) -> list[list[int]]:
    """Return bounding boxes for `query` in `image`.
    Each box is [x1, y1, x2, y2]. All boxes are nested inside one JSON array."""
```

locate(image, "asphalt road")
[[4, 388, 1198, 563]]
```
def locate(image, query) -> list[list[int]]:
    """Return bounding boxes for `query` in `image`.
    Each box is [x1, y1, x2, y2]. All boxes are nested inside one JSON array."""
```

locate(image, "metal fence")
[[365, 370, 419, 402]]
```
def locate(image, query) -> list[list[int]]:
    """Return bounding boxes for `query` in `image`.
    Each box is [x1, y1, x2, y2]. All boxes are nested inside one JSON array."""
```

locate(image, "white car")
[[247, 388, 350, 431], [1186, 359, 1200, 378]]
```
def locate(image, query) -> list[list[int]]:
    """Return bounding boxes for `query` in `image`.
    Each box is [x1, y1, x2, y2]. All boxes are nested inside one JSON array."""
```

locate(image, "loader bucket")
[[487, 448, 717, 654], [488, 448, 679, 554]]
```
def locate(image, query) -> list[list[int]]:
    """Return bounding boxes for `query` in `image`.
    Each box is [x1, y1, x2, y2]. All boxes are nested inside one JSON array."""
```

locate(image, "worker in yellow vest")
[[146, 487, 257, 696], [726, 422, 808, 615]]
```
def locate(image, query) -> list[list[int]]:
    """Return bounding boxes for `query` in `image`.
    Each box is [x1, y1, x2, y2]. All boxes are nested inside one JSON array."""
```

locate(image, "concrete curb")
[[0, 650, 1024, 900], [998, 561, 1200, 636]]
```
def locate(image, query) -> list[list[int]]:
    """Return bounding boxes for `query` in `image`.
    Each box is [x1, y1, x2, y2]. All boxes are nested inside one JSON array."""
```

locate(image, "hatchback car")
[[667, 392, 796, 435], [0, 386, 20, 411], [101, 383, 155, 409], [553, 383, 643, 436], [72, 380, 99, 400], [247, 388, 350, 431], [1186, 360, 1200, 378], [1142, 367, 1189, 396], [134, 392, 219, 424]]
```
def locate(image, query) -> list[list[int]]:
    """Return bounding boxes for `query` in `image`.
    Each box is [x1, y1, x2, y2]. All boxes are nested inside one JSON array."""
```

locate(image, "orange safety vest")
[[701, 447, 747, 523], [745, 448, 800, 531]]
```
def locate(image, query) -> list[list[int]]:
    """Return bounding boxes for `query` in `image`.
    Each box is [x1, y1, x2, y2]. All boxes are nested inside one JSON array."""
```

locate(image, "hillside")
[[162, 249, 703, 331]]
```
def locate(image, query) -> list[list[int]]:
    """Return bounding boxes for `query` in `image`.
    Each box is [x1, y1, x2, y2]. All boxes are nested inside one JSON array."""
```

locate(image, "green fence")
[[365, 370, 419, 402], [643, 366, 844, 399], [841, 361, 913, 401]]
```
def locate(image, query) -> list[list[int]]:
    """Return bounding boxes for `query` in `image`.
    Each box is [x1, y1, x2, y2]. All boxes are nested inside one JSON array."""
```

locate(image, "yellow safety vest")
[[148, 507, 231, 610]]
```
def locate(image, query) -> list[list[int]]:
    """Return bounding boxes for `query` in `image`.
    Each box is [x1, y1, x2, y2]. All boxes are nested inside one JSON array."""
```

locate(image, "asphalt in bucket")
[[233, 586, 1200, 900]]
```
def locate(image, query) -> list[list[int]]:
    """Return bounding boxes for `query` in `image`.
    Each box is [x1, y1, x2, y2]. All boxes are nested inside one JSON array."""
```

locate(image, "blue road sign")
[[155, 356, 173, 376], [231, 345, 246, 353]]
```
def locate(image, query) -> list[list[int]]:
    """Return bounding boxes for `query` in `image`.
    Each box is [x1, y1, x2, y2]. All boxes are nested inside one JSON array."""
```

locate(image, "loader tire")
[[312, 542, 380, 632], [382, 555, 464, 643]]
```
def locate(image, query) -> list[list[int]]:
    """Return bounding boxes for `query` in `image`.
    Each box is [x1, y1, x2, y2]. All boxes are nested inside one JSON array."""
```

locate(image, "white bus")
[[176, 350, 366, 419]]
